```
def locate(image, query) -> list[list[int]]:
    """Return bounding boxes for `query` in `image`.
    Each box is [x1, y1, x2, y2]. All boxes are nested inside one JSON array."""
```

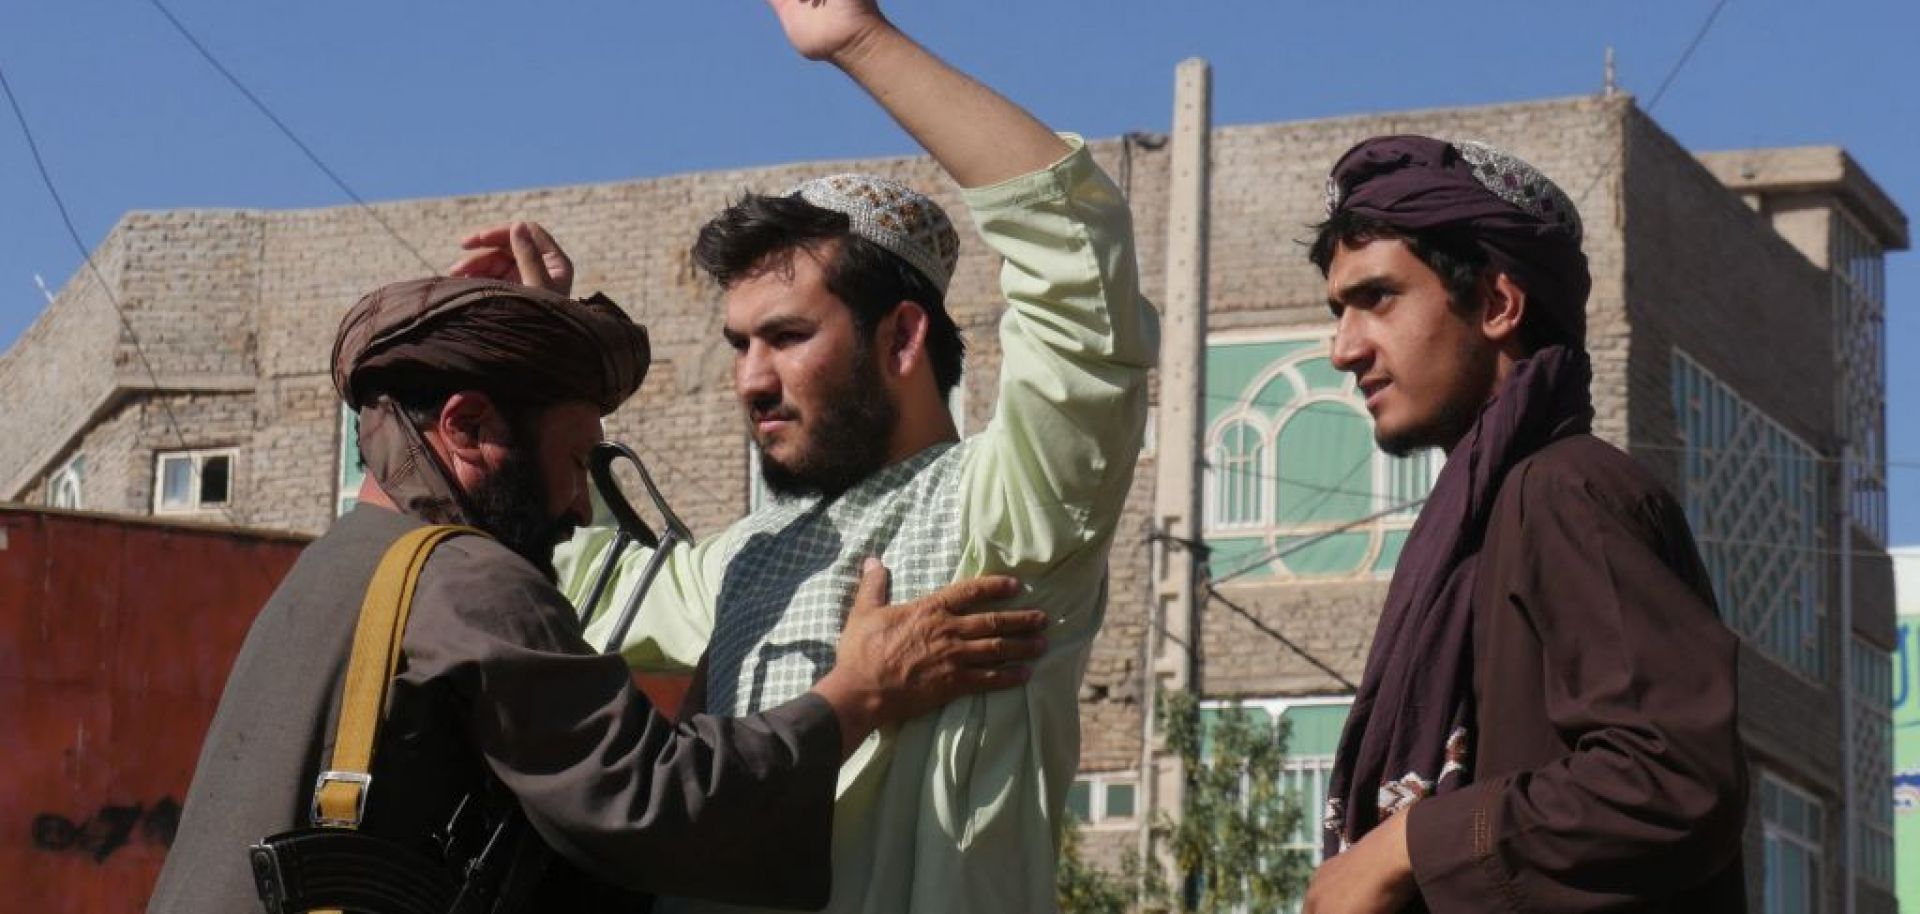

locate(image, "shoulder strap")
[[313, 524, 483, 829]]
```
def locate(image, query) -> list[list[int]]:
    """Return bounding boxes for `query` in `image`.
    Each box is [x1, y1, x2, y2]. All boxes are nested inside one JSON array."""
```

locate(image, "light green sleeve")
[[957, 134, 1159, 581], [553, 524, 733, 671], [889, 138, 1157, 912]]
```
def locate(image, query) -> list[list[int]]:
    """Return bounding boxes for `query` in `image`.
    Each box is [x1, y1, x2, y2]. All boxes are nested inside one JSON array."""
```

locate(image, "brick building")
[[0, 66, 1904, 912]]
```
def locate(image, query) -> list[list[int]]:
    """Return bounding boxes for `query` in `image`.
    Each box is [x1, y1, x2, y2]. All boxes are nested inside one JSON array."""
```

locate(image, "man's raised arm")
[[766, 0, 1068, 187]]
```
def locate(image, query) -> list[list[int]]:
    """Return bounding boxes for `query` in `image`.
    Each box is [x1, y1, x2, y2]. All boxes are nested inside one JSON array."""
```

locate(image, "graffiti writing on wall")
[[30, 797, 181, 862], [1897, 769, 1920, 816]]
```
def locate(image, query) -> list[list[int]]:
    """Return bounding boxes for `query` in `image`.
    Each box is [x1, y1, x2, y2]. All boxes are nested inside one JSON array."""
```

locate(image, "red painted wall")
[[0, 507, 308, 914]]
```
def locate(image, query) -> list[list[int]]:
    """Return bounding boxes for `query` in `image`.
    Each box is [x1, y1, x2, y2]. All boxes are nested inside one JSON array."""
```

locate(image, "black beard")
[[466, 447, 571, 582], [1376, 336, 1498, 458], [756, 342, 898, 500], [1378, 400, 1478, 458]]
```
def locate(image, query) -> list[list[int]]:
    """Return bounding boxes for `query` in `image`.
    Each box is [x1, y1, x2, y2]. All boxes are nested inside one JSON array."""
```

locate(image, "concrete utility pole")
[[1140, 56, 1211, 887]]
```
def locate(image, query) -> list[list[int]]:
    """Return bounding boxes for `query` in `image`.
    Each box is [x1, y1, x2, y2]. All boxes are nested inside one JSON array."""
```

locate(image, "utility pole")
[[1141, 56, 1211, 893]]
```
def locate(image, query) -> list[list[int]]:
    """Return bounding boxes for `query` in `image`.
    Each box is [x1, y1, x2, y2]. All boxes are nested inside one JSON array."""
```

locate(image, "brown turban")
[[1326, 135, 1590, 346], [330, 277, 651, 523]]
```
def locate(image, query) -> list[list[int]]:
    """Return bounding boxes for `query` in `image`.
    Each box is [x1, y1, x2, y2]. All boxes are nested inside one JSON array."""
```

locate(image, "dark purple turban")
[[1326, 135, 1590, 346]]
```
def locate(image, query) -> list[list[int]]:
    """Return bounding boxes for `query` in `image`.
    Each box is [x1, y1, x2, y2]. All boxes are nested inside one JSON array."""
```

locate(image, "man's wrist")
[[829, 19, 906, 77], [809, 670, 881, 758], [1379, 808, 1418, 897]]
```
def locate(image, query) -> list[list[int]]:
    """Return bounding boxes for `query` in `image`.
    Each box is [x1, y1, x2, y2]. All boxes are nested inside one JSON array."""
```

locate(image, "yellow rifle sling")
[[313, 524, 482, 829]]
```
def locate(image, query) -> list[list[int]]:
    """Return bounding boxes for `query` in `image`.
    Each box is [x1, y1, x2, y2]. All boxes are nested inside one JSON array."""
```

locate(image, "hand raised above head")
[[763, 0, 891, 64], [446, 221, 574, 296]]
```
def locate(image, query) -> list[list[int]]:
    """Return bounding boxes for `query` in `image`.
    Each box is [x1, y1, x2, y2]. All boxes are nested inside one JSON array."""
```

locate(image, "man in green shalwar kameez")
[[557, 2, 1159, 912]]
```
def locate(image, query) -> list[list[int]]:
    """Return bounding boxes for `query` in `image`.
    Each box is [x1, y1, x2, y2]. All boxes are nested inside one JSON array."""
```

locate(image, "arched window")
[[1207, 419, 1266, 530], [49, 457, 83, 509], [1202, 332, 1443, 581]]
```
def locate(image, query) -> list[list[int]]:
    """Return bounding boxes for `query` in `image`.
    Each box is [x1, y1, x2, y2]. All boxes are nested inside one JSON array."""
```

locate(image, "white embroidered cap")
[[788, 173, 961, 295]]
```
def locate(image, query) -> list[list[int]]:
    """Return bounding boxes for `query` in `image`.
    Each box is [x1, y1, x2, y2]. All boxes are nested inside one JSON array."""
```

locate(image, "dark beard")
[[466, 447, 572, 582], [756, 342, 898, 499], [1379, 398, 1479, 458], [1377, 335, 1498, 458]]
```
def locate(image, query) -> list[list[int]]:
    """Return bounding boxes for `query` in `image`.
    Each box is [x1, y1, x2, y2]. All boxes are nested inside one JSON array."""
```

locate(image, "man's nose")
[[565, 476, 594, 529], [736, 341, 779, 403], [1329, 311, 1370, 374]]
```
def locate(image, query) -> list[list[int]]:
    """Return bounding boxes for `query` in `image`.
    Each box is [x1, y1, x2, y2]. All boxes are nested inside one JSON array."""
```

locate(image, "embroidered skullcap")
[[789, 174, 961, 294], [1325, 135, 1590, 346], [331, 277, 650, 415]]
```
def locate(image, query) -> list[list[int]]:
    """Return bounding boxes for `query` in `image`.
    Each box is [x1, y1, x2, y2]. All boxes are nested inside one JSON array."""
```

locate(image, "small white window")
[[48, 456, 84, 510], [153, 448, 237, 515], [1065, 772, 1139, 827]]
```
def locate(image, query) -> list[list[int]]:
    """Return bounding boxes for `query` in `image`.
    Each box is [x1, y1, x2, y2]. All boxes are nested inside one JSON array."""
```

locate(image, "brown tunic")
[[148, 505, 841, 913], [1405, 435, 1749, 913]]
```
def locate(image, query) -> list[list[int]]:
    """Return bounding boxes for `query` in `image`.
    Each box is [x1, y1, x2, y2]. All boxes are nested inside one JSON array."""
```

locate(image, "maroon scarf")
[[1323, 345, 1593, 855]]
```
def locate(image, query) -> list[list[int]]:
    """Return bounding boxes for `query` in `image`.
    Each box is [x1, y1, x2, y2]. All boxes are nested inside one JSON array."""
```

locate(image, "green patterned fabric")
[[707, 442, 967, 716]]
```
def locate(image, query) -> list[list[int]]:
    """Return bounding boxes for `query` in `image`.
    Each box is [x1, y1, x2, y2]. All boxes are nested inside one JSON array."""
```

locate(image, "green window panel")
[[1203, 333, 1439, 582], [1199, 698, 1353, 863], [1273, 400, 1372, 525], [1205, 339, 1315, 430], [1065, 780, 1093, 824], [338, 405, 365, 516], [1104, 782, 1136, 819], [1279, 703, 1350, 757], [1371, 530, 1409, 575], [1273, 532, 1372, 577]]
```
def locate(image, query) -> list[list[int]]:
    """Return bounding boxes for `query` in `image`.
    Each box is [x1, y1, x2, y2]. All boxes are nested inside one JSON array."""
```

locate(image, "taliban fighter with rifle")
[[148, 223, 1050, 913]]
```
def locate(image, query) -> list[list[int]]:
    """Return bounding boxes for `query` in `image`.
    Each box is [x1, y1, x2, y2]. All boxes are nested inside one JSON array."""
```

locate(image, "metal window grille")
[[1848, 637, 1896, 888], [1670, 351, 1828, 680], [1831, 214, 1887, 545]]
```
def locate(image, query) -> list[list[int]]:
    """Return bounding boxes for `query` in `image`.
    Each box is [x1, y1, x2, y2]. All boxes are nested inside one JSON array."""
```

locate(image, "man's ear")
[[435, 391, 502, 472], [1480, 272, 1528, 347], [881, 301, 933, 381]]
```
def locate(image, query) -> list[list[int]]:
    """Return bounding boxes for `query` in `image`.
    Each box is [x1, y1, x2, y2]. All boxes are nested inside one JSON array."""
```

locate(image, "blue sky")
[[2, 0, 1915, 542]]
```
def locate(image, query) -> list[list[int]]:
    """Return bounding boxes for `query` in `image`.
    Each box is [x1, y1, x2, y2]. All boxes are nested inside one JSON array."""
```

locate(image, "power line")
[[139, 0, 791, 531], [143, 0, 438, 275], [1210, 495, 1429, 587], [629, 437, 737, 516], [1569, 0, 1734, 212], [1202, 582, 1356, 692], [1641, 0, 1735, 114], [0, 56, 244, 529]]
